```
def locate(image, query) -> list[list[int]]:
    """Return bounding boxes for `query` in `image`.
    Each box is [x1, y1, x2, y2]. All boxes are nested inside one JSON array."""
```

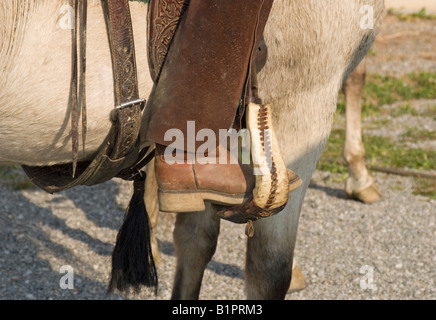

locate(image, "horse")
[[0, 0, 385, 299]]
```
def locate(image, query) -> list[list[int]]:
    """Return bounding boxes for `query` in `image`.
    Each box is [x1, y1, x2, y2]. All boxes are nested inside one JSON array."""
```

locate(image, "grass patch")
[[363, 135, 436, 171], [324, 71, 436, 198], [389, 183, 405, 191], [318, 129, 436, 199], [316, 129, 348, 174], [364, 73, 436, 105], [364, 74, 413, 105], [401, 128, 436, 142], [337, 72, 436, 118], [388, 8, 436, 21], [318, 129, 436, 173], [336, 95, 383, 119], [390, 103, 419, 117], [413, 178, 436, 200]]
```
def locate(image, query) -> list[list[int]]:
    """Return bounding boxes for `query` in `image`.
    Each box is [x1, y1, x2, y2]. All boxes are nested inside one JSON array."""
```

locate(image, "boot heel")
[[158, 191, 206, 213]]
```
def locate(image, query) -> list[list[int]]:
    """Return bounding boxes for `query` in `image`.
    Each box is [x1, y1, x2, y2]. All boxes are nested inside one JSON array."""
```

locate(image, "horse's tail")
[[108, 172, 158, 295]]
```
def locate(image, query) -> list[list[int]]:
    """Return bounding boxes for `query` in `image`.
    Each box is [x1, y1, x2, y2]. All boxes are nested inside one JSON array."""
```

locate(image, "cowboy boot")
[[155, 143, 255, 212]]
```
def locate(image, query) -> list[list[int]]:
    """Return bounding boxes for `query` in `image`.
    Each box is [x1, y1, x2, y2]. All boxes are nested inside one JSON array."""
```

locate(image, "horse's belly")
[[0, 2, 152, 166], [0, 104, 113, 166]]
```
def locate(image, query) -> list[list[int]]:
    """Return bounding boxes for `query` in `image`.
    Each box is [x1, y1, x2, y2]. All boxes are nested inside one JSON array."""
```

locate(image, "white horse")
[[0, 0, 384, 299]]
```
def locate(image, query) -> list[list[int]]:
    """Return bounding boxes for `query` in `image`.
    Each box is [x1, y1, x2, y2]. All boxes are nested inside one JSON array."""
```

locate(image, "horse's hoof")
[[288, 264, 307, 293], [348, 182, 382, 204]]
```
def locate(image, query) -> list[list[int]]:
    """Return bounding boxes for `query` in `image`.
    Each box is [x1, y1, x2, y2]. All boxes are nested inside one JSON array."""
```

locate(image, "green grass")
[[388, 8, 436, 21], [318, 124, 436, 199], [316, 129, 348, 174], [390, 103, 419, 117], [364, 75, 413, 105], [413, 178, 436, 200], [401, 128, 436, 142], [337, 72, 436, 119], [364, 73, 436, 105], [363, 135, 436, 171], [331, 72, 436, 188], [317, 129, 436, 174]]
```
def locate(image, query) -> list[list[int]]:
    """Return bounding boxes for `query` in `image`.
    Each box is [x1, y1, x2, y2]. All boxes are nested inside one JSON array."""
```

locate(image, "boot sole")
[[158, 189, 251, 213]]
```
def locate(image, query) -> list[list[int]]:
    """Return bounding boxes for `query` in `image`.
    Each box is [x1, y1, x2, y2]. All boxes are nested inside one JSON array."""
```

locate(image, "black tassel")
[[108, 171, 158, 295]]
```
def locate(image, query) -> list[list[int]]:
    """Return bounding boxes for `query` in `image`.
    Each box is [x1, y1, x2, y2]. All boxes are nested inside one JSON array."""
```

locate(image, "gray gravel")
[[0, 170, 434, 300]]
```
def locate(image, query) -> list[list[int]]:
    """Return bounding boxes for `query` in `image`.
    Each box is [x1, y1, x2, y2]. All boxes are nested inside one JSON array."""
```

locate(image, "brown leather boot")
[[155, 144, 255, 212]]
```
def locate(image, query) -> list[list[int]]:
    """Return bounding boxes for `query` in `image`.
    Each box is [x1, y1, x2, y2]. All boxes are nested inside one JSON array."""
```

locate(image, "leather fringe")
[[70, 0, 88, 177]]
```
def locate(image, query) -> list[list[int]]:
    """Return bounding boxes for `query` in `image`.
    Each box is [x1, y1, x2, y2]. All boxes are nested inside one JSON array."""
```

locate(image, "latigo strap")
[[101, 0, 144, 160]]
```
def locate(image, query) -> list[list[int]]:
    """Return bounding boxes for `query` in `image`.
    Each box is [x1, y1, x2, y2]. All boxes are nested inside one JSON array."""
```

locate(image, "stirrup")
[[214, 103, 302, 228], [247, 102, 302, 210]]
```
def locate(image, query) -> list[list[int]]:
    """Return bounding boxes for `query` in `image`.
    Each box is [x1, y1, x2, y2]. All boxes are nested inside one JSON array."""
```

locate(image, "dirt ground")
[[367, 14, 436, 75], [385, 0, 436, 14]]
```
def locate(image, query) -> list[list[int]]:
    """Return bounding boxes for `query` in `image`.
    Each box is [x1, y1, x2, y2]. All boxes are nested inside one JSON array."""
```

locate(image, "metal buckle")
[[116, 98, 146, 111]]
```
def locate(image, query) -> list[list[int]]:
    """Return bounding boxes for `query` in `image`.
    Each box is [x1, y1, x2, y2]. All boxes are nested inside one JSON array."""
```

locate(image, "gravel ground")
[[0, 171, 434, 300], [366, 14, 436, 76], [0, 14, 435, 300]]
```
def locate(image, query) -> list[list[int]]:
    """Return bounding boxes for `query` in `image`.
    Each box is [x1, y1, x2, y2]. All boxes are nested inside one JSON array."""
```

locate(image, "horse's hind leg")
[[171, 204, 220, 300], [343, 59, 382, 203]]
